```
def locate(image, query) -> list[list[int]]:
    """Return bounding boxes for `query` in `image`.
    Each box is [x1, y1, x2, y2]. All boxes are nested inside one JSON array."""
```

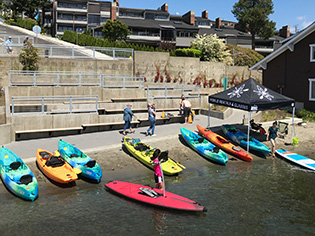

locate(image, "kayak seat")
[[213, 146, 220, 153], [198, 137, 204, 143], [84, 160, 96, 168], [232, 146, 241, 151], [39, 151, 50, 159], [134, 143, 150, 151], [139, 187, 162, 198], [10, 161, 21, 170], [46, 156, 65, 167], [19, 174, 33, 185], [228, 129, 238, 133], [217, 136, 229, 143], [70, 153, 81, 158]]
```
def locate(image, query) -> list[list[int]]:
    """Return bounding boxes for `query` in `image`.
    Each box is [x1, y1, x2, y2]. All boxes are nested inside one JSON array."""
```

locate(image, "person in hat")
[[122, 104, 136, 135], [6, 36, 14, 55], [150, 149, 164, 190]]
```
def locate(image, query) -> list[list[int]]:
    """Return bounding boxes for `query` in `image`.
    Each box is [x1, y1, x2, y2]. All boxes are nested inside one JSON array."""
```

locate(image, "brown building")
[[250, 22, 315, 111]]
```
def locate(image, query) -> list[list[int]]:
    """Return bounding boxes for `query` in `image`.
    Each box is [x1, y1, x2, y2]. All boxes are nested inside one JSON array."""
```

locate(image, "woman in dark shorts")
[[182, 99, 191, 124]]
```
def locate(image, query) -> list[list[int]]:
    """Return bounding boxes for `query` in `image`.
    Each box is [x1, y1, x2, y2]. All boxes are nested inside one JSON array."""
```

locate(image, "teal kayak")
[[0, 147, 38, 201], [180, 127, 228, 165], [222, 125, 270, 156], [58, 140, 102, 183]]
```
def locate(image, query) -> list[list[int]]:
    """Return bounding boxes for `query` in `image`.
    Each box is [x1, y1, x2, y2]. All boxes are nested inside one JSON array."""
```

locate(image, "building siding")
[[263, 30, 315, 111]]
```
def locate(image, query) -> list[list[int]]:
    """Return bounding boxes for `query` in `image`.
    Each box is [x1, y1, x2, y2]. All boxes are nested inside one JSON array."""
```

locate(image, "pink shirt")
[[153, 158, 162, 177]]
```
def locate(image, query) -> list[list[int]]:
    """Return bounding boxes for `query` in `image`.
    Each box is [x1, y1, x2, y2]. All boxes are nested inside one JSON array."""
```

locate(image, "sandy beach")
[[22, 122, 315, 182]]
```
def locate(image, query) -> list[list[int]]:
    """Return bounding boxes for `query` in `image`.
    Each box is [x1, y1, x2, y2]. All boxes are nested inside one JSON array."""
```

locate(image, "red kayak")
[[197, 125, 253, 162], [105, 181, 206, 212]]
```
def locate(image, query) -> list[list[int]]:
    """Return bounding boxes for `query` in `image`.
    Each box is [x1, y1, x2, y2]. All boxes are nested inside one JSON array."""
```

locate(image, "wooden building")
[[250, 22, 315, 111]]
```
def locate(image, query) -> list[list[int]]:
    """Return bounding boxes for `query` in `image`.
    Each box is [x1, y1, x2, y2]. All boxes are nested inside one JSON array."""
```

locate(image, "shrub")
[[297, 109, 315, 122], [19, 42, 40, 71], [175, 48, 201, 57], [226, 44, 264, 67]]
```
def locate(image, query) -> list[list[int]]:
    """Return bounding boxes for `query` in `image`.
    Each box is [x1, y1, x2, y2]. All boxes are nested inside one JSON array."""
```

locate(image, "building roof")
[[198, 27, 250, 38], [250, 21, 315, 70], [118, 17, 198, 31]]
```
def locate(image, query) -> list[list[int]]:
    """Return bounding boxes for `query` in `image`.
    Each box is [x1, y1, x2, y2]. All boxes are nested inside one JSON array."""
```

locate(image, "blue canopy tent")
[[207, 78, 295, 152]]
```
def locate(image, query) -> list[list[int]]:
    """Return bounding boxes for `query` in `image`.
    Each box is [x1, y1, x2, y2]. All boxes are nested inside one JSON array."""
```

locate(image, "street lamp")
[[233, 48, 242, 66]]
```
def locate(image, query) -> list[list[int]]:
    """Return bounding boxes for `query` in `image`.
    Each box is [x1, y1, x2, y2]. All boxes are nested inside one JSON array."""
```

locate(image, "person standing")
[[182, 98, 192, 125], [6, 36, 14, 55], [266, 121, 279, 157], [151, 149, 164, 190], [23, 36, 29, 47], [179, 94, 185, 115], [122, 104, 136, 135], [146, 103, 156, 136]]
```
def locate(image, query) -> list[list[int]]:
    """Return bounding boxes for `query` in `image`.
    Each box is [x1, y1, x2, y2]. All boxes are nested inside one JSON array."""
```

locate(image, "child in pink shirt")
[[151, 149, 164, 190]]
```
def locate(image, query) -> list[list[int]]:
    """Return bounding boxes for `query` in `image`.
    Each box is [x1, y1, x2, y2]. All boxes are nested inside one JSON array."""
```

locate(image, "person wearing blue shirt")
[[146, 103, 156, 136], [123, 104, 136, 135], [266, 121, 279, 157], [6, 36, 14, 55]]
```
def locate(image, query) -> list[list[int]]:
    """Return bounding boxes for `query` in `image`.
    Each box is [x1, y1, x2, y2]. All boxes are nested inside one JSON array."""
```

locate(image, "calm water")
[[0, 156, 315, 236]]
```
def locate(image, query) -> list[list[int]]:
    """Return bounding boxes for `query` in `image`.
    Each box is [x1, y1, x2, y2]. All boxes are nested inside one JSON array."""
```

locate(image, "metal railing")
[[147, 85, 200, 99], [9, 71, 102, 86], [11, 95, 98, 115], [102, 75, 145, 88], [9, 70, 145, 88], [0, 43, 134, 60], [0, 35, 35, 44]]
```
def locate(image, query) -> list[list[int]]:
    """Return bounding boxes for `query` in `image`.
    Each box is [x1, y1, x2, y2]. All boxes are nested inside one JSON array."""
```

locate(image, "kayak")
[[105, 180, 206, 212], [58, 140, 102, 183], [0, 147, 38, 201], [123, 137, 184, 175], [36, 148, 78, 184], [197, 125, 253, 162], [180, 127, 228, 165], [222, 125, 270, 156], [276, 149, 315, 171]]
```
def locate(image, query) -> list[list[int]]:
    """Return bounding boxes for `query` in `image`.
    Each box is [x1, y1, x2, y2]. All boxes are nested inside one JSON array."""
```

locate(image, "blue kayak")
[[0, 147, 38, 201], [222, 125, 270, 156], [58, 140, 102, 183], [180, 127, 228, 165], [276, 149, 315, 171]]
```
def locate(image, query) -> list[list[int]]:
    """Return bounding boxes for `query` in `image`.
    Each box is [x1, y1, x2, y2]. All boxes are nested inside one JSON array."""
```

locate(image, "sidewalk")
[[5, 109, 249, 161]]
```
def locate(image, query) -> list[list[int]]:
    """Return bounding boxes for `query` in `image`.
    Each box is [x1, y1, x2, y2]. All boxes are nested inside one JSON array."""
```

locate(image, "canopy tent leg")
[[207, 103, 211, 128], [291, 106, 295, 143], [247, 111, 251, 153]]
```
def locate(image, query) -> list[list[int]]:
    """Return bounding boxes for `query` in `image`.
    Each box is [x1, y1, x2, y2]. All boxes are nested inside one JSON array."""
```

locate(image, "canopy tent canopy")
[[208, 78, 295, 111], [207, 78, 296, 153]]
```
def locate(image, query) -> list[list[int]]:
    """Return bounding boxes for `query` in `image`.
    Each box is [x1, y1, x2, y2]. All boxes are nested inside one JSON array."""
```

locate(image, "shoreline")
[[4, 122, 315, 187]]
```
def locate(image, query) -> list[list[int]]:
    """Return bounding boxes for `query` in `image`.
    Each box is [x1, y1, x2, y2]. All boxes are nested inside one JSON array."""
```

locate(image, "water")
[[0, 157, 315, 236]]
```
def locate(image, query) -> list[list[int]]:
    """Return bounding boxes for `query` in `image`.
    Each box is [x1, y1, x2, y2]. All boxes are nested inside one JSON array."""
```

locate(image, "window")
[[309, 79, 315, 101], [310, 45, 315, 62]]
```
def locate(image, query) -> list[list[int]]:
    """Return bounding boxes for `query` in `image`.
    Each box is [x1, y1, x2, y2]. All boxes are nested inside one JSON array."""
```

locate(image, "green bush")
[[226, 44, 264, 67], [297, 109, 315, 122], [16, 18, 38, 30], [175, 48, 201, 57]]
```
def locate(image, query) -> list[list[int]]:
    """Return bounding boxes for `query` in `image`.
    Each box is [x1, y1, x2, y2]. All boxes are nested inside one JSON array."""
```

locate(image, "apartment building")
[[43, 0, 288, 54]]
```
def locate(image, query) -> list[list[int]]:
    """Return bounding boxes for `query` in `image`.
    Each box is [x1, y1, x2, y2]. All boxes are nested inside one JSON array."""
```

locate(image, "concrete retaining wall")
[[0, 57, 134, 87], [0, 124, 13, 145], [134, 51, 262, 85]]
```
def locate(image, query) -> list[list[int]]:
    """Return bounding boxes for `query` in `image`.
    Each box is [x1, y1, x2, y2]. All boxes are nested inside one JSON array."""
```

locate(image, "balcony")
[[57, 7, 87, 13]]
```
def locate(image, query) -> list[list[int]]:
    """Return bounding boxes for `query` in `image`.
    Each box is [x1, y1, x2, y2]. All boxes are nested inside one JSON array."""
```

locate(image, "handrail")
[[147, 85, 200, 99], [11, 95, 98, 115], [9, 70, 144, 87], [0, 43, 134, 60]]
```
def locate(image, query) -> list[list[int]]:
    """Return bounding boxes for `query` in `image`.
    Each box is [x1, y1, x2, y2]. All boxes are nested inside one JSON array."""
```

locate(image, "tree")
[[9, 0, 50, 19], [191, 34, 232, 65], [102, 20, 130, 42], [232, 0, 276, 50], [19, 42, 40, 71]]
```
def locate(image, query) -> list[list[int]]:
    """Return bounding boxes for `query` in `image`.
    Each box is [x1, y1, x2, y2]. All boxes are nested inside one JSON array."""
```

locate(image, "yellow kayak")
[[123, 137, 184, 175]]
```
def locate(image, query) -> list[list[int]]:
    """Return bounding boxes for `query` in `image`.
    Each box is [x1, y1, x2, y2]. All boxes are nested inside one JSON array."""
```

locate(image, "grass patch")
[[211, 104, 227, 112], [297, 109, 315, 122], [261, 109, 290, 122]]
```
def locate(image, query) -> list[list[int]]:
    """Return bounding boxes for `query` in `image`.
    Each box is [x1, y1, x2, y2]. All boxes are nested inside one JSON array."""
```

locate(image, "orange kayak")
[[36, 148, 78, 184], [197, 125, 253, 162]]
